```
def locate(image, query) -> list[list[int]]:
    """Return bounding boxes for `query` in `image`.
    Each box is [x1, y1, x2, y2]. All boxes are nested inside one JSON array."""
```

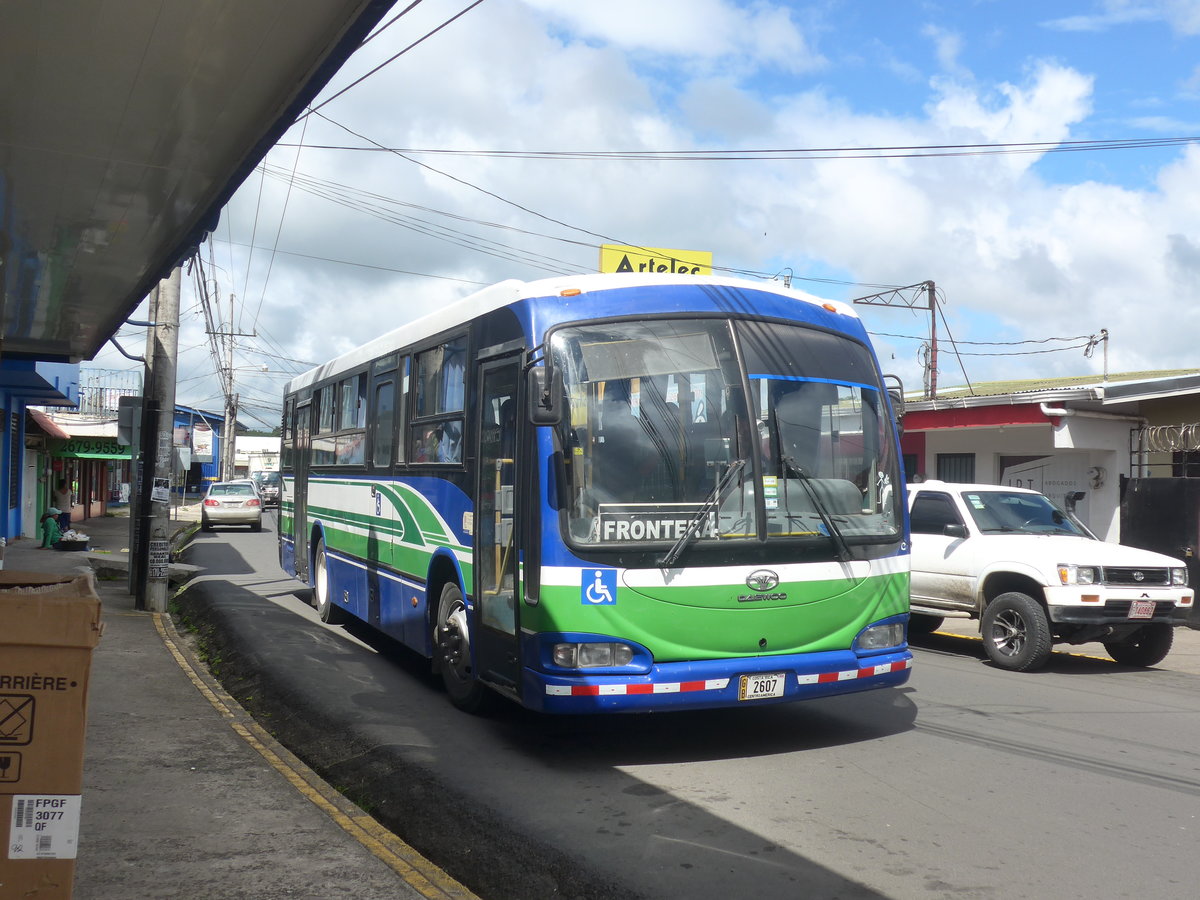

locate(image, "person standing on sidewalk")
[[53, 479, 72, 531]]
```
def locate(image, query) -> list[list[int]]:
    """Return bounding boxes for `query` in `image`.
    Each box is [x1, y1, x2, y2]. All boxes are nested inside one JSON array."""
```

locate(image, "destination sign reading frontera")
[[597, 504, 717, 542]]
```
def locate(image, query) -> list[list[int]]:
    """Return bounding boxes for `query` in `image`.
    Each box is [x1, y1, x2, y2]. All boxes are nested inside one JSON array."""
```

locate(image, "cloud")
[[519, 0, 826, 73], [1043, 0, 1200, 35], [920, 24, 970, 80], [91, 1, 1200, 413]]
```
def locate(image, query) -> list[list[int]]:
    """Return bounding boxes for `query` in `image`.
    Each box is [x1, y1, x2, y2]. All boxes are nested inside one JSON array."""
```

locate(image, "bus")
[[278, 273, 911, 713]]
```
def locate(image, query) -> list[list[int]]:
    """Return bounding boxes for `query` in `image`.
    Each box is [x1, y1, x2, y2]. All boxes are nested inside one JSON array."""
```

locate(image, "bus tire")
[[1105, 623, 1173, 667], [313, 539, 347, 625], [435, 582, 490, 713], [980, 591, 1052, 671]]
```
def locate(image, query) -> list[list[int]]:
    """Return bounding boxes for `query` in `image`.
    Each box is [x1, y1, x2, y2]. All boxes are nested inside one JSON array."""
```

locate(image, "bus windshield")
[[551, 318, 902, 550]]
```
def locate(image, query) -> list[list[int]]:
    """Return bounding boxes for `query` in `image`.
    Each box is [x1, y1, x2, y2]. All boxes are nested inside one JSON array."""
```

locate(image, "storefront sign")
[[55, 438, 130, 459], [599, 244, 712, 275], [192, 424, 214, 463]]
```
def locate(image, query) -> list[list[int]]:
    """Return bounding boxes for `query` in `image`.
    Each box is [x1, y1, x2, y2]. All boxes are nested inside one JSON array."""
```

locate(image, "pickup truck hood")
[[962, 533, 1185, 568]]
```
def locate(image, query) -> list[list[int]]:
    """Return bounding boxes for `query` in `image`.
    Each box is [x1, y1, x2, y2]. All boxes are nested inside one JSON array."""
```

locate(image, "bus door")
[[292, 401, 313, 582], [366, 365, 399, 627], [473, 356, 522, 691]]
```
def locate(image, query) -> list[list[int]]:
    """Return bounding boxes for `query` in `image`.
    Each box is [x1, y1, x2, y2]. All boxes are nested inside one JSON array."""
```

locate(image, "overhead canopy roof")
[[0, 0, 394, 364]]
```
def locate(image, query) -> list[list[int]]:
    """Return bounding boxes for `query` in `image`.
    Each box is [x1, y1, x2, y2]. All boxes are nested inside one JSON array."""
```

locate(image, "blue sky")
[[95, 0, 1200, 420]]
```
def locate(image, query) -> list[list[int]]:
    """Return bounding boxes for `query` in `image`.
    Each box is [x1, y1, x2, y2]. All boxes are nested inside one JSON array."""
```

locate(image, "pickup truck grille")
[[1104, 567, 1171, 586]]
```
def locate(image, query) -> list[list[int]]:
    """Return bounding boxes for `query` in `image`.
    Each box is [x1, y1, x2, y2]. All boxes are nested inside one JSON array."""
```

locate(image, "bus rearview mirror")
[[527, 366, 564, 426]]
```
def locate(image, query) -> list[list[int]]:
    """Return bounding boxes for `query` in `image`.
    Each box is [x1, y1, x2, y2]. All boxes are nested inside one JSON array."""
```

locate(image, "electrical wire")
[[358, 0, 426, 48], [250, 113, 310, 330], [299, 0, 491, 122], [218, 237, 490, 286], [867, 329, 1096, 346], [276, 134, 1200, 162]]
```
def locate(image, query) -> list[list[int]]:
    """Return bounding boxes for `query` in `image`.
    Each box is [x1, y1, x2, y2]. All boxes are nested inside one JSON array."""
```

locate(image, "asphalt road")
[[177, 519, 1200, 900]]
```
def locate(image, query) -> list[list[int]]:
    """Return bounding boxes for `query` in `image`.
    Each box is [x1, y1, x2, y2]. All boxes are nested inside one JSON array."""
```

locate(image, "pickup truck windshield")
[[959, 490, 1089, 536], [551, 316, 902, 552]]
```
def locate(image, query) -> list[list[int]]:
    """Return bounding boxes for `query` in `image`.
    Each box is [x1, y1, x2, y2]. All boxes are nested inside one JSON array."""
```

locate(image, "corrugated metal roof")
[[909, 369, 1200, 403], [27, 407, 71, 440]]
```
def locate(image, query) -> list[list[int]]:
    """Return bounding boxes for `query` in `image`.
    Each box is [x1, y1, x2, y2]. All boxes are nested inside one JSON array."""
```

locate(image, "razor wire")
[[1141, 423, 1200, 452]]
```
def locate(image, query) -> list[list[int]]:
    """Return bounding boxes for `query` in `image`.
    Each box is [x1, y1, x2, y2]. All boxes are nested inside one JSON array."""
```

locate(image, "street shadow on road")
[[182, 535, 257, 575], [909, 631, 1144, 675], [176, 577, 913, 900], [331, 616, 920, 765], [489, 686, 918, 767]]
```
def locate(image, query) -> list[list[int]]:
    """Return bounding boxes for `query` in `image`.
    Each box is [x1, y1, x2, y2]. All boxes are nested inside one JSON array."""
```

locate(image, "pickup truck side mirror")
[[943, 523, 968, 539]]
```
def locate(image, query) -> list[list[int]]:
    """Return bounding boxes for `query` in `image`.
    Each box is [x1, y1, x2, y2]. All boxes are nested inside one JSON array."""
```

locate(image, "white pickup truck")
[[907, 481, 1195, 671]]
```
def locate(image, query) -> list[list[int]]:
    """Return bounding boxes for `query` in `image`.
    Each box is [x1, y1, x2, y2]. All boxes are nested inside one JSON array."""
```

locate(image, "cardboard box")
[[1, 572, 103, 900]]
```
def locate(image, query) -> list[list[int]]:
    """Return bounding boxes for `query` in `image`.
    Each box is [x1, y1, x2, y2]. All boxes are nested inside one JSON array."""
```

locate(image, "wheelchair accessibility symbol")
[[582, 568, 618, 605]]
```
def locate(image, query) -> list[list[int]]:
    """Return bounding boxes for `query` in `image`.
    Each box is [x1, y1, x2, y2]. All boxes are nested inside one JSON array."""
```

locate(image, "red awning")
[[902, 403, 1053, 431], [27, 407, 71, 440]]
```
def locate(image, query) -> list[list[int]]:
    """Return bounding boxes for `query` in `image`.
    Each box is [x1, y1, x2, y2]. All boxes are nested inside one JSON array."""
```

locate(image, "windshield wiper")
[[783, 455, 851, 562], [659, 459, 747, 568]]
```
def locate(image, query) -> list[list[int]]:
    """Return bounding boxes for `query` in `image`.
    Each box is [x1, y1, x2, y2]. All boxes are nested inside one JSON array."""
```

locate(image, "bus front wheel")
[[313, 539, 347, 625], [435, 582, 489, 712]]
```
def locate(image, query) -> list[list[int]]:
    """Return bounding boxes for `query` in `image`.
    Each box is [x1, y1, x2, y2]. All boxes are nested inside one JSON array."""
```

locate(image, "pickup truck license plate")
[[1128, 600, 1156, 619], [739, 672, 785, 701]]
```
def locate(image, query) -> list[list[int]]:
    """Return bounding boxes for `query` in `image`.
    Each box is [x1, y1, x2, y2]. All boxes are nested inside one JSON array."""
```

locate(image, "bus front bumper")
[[522, 647, 912, 714]]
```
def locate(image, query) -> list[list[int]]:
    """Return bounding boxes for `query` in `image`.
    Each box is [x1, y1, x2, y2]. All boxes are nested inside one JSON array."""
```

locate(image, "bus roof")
[[284, 273, 859, 394]]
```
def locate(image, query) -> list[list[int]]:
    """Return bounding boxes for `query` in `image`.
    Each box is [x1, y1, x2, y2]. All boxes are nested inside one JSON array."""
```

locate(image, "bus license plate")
[[1128, 600, 1156, 619], [739, 672, 786, 701]]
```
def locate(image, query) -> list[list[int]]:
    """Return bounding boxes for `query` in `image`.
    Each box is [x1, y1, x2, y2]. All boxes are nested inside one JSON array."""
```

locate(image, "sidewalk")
[[2, 513, 472, 900]]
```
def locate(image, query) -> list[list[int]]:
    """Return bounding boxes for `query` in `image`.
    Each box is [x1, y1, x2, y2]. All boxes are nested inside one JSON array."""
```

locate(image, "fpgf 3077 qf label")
[[7, 795, 82, 859]]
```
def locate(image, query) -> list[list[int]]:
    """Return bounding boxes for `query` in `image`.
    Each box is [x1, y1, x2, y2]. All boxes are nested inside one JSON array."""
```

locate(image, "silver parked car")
[[200, 480, 263, 531]]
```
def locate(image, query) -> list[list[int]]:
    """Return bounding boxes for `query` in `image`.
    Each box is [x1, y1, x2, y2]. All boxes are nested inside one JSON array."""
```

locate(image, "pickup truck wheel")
[[981, 592, 1053, 671], [908, 614, 944, 635], [1104, 623, 1173, 667]]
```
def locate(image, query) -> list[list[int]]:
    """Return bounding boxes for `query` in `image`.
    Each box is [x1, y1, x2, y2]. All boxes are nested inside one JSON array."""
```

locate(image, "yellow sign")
[[599, 245, 712, 276]]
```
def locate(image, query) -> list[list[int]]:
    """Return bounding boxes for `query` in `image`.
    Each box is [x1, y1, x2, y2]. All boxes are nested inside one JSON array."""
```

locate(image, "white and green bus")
[[279, 273, 911, 713]]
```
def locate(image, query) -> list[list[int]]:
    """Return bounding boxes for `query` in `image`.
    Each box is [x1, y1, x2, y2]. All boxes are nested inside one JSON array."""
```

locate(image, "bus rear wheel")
[[435, 582, 489, 713], [313, 539, 346, 625]]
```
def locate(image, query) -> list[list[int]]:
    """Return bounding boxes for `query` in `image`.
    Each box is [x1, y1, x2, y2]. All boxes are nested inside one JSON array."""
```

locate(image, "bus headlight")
[[552, 642, 635, 668], [1058, 564, 1100, 585], [856, 623, 905, 652], [1172, 567, 1189, 586]]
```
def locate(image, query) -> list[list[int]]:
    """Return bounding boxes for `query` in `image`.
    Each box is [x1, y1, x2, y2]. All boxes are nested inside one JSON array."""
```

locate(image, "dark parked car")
[[249, 470, 281, 507]]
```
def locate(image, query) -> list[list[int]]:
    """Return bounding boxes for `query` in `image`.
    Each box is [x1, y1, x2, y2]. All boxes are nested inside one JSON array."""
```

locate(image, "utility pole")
[[927, 280, 938, 400], [853, 280, 940, 400], [134, 266, 181, 612], [217, 292, 252, 480]]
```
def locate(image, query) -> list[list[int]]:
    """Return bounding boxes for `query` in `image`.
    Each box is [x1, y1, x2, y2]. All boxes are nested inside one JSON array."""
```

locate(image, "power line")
[[299, 0, 491, 122], [866, 330, 1095, 347], [218, 237, 490, 286], [254, 146, 901, 290], [250, 113, 310, 330], [276, 134, 1200, 162]]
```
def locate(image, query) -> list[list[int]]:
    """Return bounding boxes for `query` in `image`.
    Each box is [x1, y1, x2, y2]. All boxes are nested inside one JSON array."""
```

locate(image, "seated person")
[[40, 507, 63, 548]]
